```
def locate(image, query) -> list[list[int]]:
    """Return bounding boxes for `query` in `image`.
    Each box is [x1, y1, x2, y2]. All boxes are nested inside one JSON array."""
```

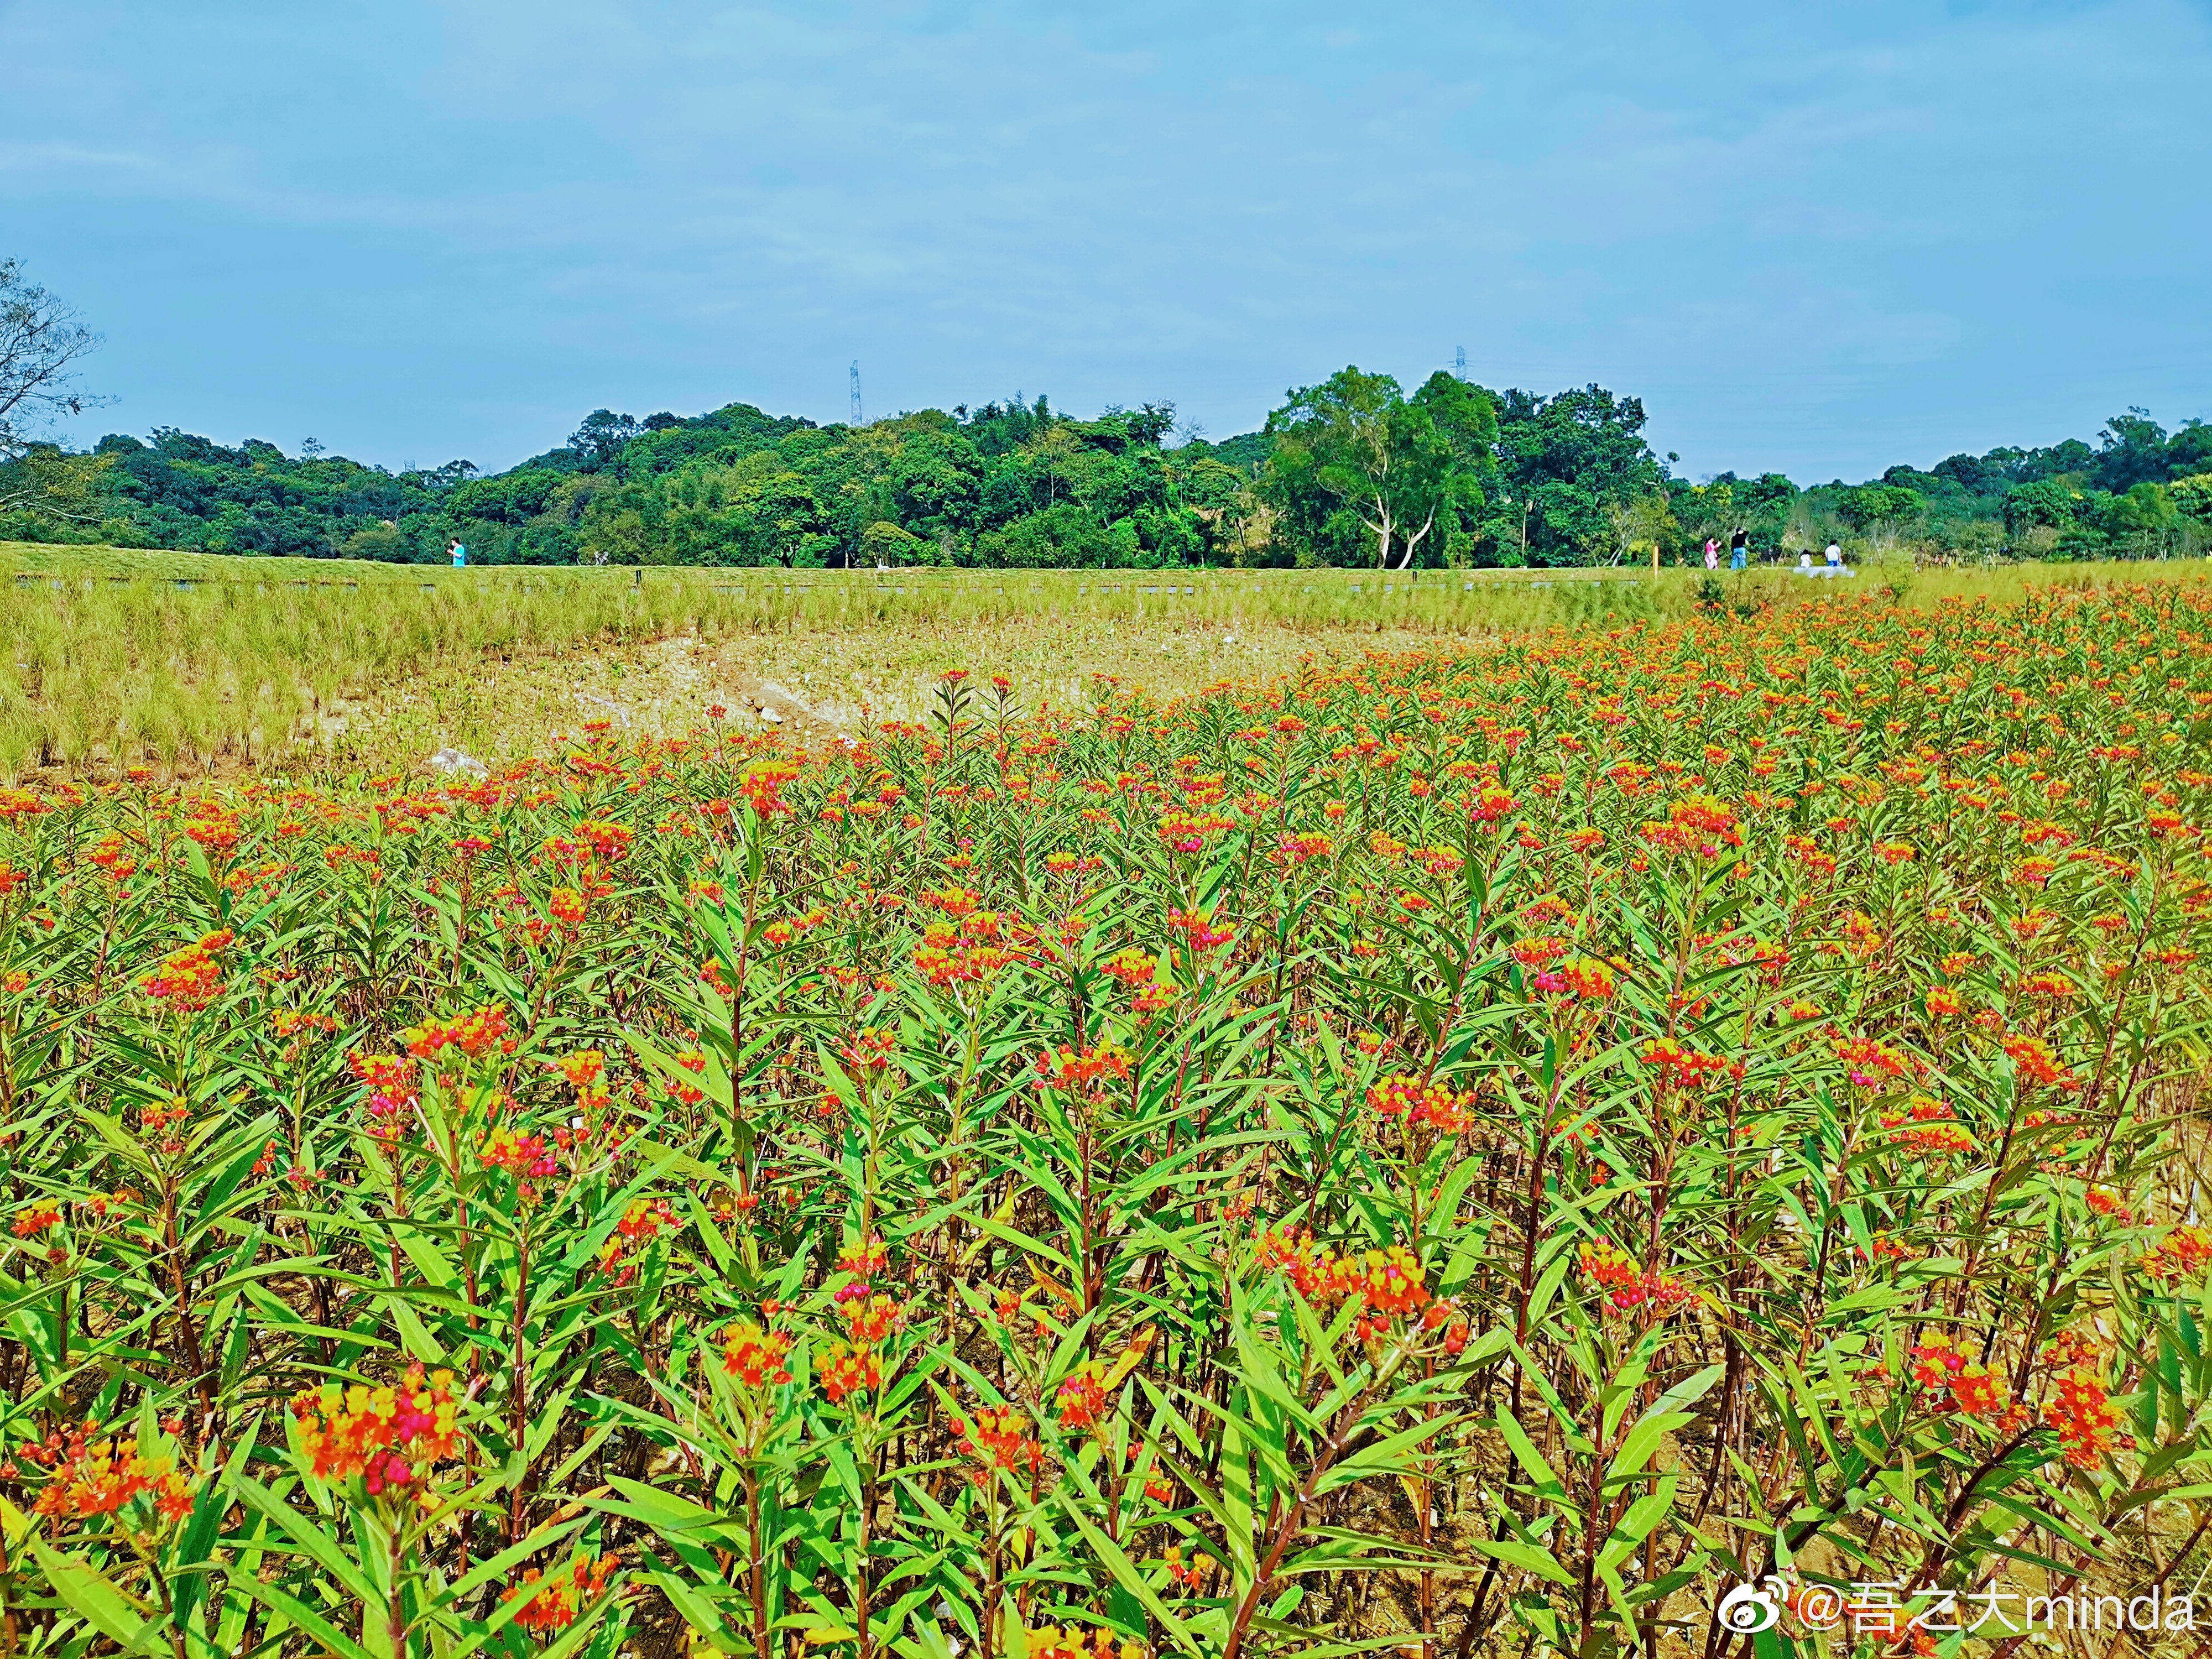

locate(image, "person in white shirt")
[[1824, 540, 1842, 575]]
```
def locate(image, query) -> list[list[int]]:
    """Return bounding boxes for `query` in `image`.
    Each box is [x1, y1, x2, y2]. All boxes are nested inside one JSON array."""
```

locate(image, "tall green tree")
[[1482, 384, 1665, 566], [1261, 366, 1493, 568], [1837, 482, 1923, 535]]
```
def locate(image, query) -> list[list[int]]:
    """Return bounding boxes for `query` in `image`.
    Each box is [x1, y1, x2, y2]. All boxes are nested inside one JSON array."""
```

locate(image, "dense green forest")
[[6, 368, 2210, 568]]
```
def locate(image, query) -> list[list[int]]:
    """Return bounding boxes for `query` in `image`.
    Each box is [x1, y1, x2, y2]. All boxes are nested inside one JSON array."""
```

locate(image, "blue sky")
[[7, 0, 2208, 480]]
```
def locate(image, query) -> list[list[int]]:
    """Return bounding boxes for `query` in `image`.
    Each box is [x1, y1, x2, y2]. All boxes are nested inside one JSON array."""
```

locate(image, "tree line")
[[4, 264, 2209, 568], [8, 378, 2211, 571]]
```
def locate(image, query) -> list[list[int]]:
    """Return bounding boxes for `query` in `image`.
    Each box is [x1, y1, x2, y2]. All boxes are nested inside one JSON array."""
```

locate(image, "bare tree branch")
[[0, 258, 111, 458]]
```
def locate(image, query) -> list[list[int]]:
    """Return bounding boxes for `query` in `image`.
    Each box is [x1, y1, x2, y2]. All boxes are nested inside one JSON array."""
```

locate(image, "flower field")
[[4, 581, 2212, 1657]]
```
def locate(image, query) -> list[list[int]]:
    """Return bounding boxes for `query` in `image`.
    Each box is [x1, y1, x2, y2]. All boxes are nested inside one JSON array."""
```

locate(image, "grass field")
[[2, 541, 2193, 778], [4, 563, 2212, 1656]]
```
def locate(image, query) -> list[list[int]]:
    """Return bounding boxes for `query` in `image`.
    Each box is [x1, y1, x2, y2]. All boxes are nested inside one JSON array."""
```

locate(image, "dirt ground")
[[333, 613, 1495, 773]]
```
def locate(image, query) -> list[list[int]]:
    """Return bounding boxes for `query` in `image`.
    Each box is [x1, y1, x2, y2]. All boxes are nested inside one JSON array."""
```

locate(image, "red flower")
[[952, 1404, 1046, 1485], [502, 1553, 617, 1634], [719, 1322, 794, 1387], [818, 1342, 881, 1405], [2001, 1032, 2079, 1091], [1055, 1364, 1110, 1430], [290, 1364, 461, 1496], [2044, 1368, 2120, 1469], [1640, 1039, 1728, 1092]]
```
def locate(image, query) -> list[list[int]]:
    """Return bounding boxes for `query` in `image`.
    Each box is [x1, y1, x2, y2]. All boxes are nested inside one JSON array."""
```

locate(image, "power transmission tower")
[[849, 362, 864, 426], [1454, 346, 1467, 374]]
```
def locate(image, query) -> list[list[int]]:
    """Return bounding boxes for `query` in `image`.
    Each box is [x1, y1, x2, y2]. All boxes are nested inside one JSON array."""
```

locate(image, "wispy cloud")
[[5, 0, 2207, 474]]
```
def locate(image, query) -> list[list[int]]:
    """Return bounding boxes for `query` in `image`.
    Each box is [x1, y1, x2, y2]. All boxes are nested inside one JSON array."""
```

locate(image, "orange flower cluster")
[[270, 1008, 337, 1044], [400, 1004, 512, 1062], [837, 1293, 904, 1347], [1541, 956, 1617, 1000], [1834, 1035, 1914, 1089], [1411, 844, 1464, 880], [1640, 1039, 1729, 1092], [1947, 1362, 2013, 1421], [1467, 784, 1517, 824], [291, 1364, 462, 1497], [816, 1234, 899, 1405], [1165, 907, 1234, 951], [1365, 1073, 1473, 1135], [1160, 1542, 1207, 1591], [1098, 948, 1171, 1012], [1879, 1095, 1974, 1156], [502, 1553, 617, 1634], [914, 919, 1019, 987], [554, 1048, 612, 1113], [1055, 1362, 1112, 1430], [2044, 1368, 2120, 1469], [140, 1099, 191, 1156], [719, 1321, 794, 1387], [739, 760, 801, 816], [1254, 1230, 1431, 1329], [1907, 1334, 2024, 1428], [24, 1426, 196, 1527], [1344, 1247, 1430, 1337], [1035, 1043, 1132, 1098], [182, 807, 242, 856], [139, 928, 233, 1011], [2001, 1032, 2080, 1091], [952, 1403, 1047, 1487], [481, 1126, 555, 1180], [1511, 935, 1568, 971], [1159, 808, 1235, 852], [1024, 1627, 1145, 1659], [572, 818, 633, 862], [597, 1197, 676, 1283], [1639, 794, 1744, 857], [1578, 1241, 1692, 1318], [346, 1050, 420, 1141], [837, 1235, 891, 1281], [818, 1342, 881, 1406], [547, 886, 588, 931], [85, 831, 135, 881], [2141, 1225, 2212, 1284], [836, 1028, 898, 1076]]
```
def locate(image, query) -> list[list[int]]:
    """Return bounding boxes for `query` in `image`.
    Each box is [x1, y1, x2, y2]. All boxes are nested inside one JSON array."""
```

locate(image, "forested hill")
[[4, 373, 2209, 568]]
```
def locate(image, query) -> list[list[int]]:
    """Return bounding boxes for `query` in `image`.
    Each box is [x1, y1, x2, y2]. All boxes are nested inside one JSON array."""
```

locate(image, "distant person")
[[1825, 539, 1843, 575], [1703, 538, 1720, 570], [449, 539, 468, 568], [1798, 551, 1814, 574], [1729, 527, 1749, 570]]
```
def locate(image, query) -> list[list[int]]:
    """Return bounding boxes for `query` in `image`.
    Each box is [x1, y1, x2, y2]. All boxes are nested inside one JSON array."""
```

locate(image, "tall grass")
[[4, 542, 2200, 773]]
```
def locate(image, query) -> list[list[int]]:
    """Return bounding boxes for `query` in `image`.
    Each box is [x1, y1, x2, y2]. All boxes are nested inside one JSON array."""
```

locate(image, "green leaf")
[[26, 1536, 166, 1655], [1465, 1535, 1575, 1586]]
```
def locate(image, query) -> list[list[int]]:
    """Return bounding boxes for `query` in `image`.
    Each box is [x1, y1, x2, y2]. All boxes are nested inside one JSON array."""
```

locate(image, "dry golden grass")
[[7, 540, 2206, 778]]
